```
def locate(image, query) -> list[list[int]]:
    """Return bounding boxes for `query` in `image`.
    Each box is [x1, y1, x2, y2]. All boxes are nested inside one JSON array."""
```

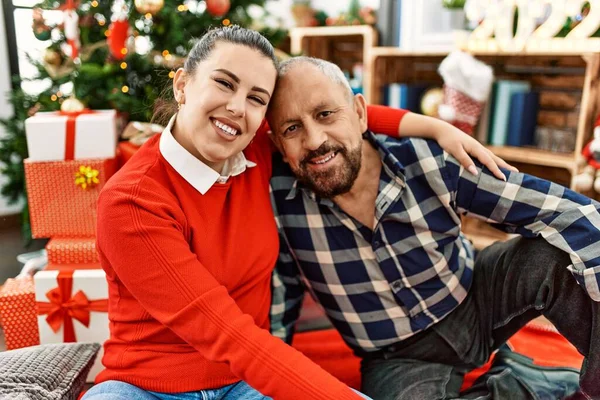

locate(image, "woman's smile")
[[211, 117, 242, 142]]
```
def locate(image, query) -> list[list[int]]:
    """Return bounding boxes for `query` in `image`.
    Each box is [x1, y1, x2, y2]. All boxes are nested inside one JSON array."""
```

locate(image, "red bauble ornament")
[[206, 0, 230, 17], [108, 19, 130, 60]]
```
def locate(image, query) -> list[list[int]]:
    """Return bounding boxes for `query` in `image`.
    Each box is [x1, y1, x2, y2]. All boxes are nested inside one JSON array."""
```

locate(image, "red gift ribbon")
[[57, 109, 95, 161], [36, 270, 107, 343], [65, 0, 78, 59]]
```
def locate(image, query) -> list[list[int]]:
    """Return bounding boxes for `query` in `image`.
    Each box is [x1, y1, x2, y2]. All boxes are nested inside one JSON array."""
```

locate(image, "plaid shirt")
[[270, 131, 600, 353]]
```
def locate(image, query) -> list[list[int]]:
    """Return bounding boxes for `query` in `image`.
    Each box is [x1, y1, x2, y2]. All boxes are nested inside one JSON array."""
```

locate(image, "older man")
[[268, 57, 600, 400]]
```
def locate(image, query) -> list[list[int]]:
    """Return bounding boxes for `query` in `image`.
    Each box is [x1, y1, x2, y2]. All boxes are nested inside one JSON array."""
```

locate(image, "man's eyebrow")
[[279, 117, 300, 129], [311, 102, 330, 113], [278, 102, 334, 129], [214, 68, 271, 98]]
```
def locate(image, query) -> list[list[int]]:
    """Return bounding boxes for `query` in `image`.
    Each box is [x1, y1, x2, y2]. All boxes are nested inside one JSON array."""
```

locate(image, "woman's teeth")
[[214, 120, 238, 136], [313, 153, 336, 164]]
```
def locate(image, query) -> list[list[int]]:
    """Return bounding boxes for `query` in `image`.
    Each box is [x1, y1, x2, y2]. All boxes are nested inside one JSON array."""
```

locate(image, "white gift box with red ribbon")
[[34, 269, 109, 382], [25, 110, 117, 161]]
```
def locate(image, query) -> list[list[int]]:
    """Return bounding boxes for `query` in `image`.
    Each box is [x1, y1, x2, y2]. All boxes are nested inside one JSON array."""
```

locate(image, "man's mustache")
[[301, 142, 345, 167]]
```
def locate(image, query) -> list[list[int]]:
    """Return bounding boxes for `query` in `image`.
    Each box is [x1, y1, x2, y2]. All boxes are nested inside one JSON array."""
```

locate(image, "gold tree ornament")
[[61, 96, 86, 113], [74, 166, 100, 190], [420, 88, 444, 118], [134, 0, 164, 15], [43, 49, 76, 79], [43, 49, 63, 67]]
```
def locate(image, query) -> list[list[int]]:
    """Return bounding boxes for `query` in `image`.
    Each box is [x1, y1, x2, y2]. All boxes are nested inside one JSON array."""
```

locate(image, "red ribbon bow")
[[37, 270, 108, 343], [57, 109, 95, 161]]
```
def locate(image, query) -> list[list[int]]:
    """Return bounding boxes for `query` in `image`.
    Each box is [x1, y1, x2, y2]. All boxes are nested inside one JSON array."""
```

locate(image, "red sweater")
[[95, 106, 407, 399]]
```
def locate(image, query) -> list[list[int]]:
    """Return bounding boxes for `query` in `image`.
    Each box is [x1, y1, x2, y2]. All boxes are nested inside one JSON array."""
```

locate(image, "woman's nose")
[[226, 94, 246, 118]]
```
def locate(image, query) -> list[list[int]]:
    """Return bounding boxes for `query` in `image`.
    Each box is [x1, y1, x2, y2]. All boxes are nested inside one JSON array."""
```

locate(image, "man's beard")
[[292, 141, 362, 199]]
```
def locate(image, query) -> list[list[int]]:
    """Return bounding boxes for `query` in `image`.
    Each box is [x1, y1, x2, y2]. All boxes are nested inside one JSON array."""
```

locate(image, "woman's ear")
[[172, 68, 187, 104], [354, 93, 368, 131]]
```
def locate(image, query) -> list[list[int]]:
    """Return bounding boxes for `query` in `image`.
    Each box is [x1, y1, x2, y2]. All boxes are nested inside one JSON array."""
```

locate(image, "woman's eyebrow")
[[214, 68, 240, 83], [214, 68, 271, 98]]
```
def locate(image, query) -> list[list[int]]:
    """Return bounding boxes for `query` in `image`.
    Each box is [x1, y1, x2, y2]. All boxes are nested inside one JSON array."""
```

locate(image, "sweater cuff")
[[366, 105, 410, 136]]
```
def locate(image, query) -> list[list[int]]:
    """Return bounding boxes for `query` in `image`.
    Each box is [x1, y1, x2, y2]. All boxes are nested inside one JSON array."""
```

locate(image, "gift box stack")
[[0, 109, 118, 381]]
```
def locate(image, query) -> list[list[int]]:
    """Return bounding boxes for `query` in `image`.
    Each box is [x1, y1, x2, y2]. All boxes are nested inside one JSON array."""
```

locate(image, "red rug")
[[291, 323, 583, 392]]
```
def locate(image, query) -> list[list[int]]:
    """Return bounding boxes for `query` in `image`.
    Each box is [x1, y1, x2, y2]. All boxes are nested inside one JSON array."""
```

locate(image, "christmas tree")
[[0, 0, 287, 241]]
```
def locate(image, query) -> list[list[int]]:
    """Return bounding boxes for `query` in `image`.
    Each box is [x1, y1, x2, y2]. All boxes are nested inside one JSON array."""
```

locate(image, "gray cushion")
[[0, 342, 100, 400]]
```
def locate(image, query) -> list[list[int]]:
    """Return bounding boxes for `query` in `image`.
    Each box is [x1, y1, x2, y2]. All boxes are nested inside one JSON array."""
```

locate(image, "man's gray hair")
[[277, 56, 354, 101]]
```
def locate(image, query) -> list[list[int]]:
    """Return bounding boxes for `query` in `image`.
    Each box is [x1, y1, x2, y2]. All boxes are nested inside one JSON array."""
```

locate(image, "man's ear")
[[354, 93, 368, 131], [172, 68, 187, 104]]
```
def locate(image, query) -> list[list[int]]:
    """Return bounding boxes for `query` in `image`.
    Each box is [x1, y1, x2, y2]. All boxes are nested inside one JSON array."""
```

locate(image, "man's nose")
[[303, 123, 327, 151]]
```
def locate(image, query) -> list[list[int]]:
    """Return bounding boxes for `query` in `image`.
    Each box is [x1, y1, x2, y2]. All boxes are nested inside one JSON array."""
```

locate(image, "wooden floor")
[[0, 214, 47, 283]]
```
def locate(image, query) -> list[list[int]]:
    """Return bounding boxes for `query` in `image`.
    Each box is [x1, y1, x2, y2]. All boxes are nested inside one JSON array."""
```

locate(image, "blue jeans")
[[81, 380, 271, 400], [82, 380, 372, 399]]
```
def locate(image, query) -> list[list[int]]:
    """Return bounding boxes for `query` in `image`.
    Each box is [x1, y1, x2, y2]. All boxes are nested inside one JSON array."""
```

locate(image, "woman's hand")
[[397, 112, 518, 181], [436, 125, 518, 181]]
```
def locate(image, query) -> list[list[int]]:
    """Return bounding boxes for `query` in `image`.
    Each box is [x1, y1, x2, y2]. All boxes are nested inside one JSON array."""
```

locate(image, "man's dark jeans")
[[360, 237, 599, 400]]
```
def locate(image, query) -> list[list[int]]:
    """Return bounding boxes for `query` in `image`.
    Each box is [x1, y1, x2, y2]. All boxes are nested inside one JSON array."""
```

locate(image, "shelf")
[[289, 25, 376, 38], [371, 46, 596, 59], [289, 25, 378, 103], [485, 146, 577, 171], [457, 37, 600, 56], [371, 48, 448, 58]]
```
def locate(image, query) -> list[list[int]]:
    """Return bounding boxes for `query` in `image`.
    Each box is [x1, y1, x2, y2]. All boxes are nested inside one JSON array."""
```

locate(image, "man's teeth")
[[214, 120, 238, 136], [313, 153, 335, 164]]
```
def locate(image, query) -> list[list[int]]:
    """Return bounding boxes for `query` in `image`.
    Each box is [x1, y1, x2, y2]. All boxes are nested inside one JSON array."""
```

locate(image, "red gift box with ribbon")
[[24, 157, 118, 238], [46, 237, 100, 266], [0, 277, 41, 350], [25, 110, 117, 162], [35, 269, 108, 382]]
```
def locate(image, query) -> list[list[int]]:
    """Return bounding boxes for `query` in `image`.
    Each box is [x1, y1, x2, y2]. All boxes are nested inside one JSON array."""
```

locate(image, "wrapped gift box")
[[46, 237, 99, 265], [25, 158, 118, 238], [0, 277, 40, 350], [35, 269, 108, 382], [25, 110, 118, 162], [45, 263, 102, 271]]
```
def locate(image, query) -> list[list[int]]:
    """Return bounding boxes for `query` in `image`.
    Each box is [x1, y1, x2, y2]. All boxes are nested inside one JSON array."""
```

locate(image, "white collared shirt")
[[159, 114, 256, 194]]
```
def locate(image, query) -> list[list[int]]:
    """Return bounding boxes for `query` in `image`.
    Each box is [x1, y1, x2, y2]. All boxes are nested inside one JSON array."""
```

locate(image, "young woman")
[[84, 26, 512, 400]]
